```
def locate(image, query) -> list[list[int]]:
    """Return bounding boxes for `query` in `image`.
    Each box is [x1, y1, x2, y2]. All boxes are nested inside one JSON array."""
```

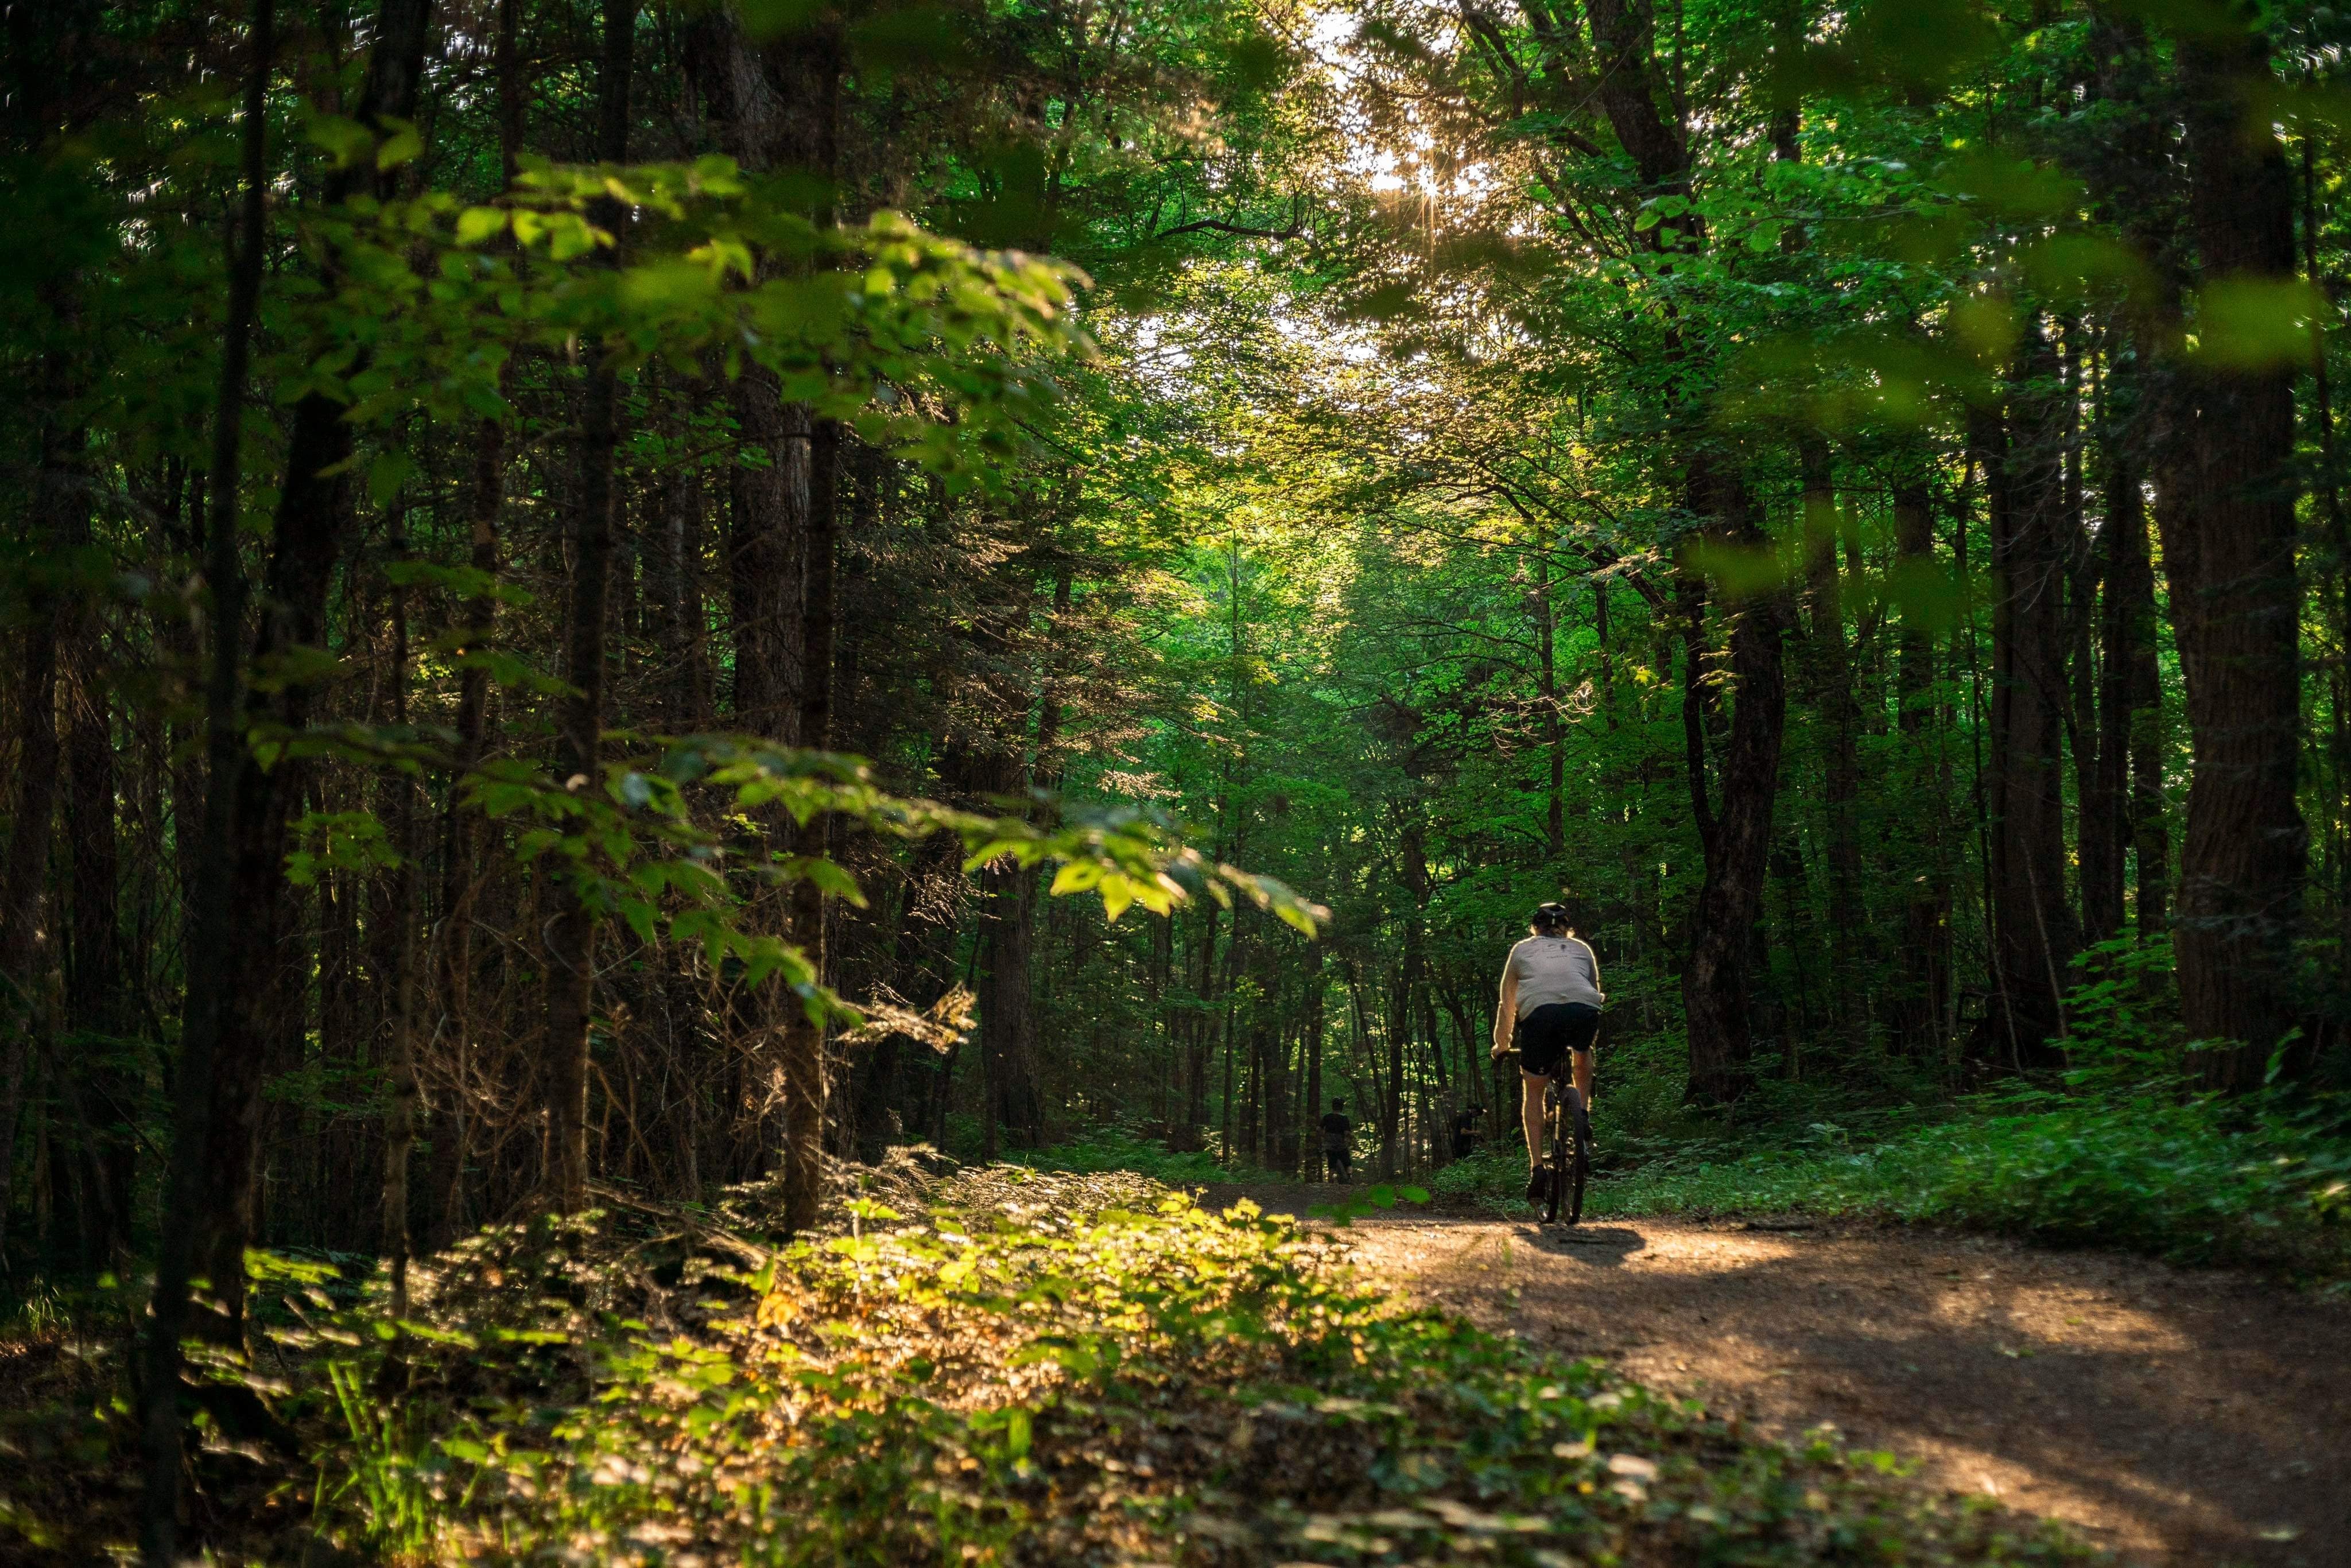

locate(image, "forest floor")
[[1197, 1183, 2351, 1568]]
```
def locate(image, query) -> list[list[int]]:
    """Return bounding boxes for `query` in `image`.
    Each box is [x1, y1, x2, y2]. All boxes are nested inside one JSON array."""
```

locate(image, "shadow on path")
[[1510, 1222, 1645, 1266]]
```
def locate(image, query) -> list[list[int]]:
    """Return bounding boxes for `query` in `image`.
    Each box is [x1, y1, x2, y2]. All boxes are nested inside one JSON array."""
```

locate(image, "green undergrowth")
[[1423, 1010, 2351, 1285], [1010, 1125, 1289, 1187], [304, 1168, 2090, 1566], [1589, 1086, 2351, 1282], [1436, 1086, 2351, 1282], [1424, 1079, 2351, 1283], [11, 1163, 2098, 1565]]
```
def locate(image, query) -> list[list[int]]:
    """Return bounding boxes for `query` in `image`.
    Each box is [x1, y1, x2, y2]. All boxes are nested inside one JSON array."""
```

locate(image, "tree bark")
[[65, 541, 134, 1264], [0, 397, 78, 1272], [1891, 479, 1953, 1058], [141, 0, 270, 1553], [379, 533, 424, 1336], [1531, 544, 1564, 859], [1800, 438, 1863, 1037], [778, 417, 840, 1229], [2097, 339, 2170, 953], [2085, 347, 2137, 948], [1557, 0, 1783, 1102], [429, 412, 503, 1244], [544, 0, 637, 1212], [429, 0, 523, 1244], [1679, 467, 1788, 1105], [2168, 23, 2309, 1082], [196, 0, 436, 1334], [690, 2, 845, 1206], [1978, 328, 2080, 1069], [1303, 959, 1325, 1178]]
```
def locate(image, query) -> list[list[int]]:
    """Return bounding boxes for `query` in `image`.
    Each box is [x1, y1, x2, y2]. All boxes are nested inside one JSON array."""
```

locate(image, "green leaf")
[[366, 449, 418, 509], [376, 118, 424, 170], [1003, 1405, 1031, 1460], [306, 112, 372, 168], [456, 206, 509, 246], [2191, 277, 2328, 370], [782, 855, 867, 905]]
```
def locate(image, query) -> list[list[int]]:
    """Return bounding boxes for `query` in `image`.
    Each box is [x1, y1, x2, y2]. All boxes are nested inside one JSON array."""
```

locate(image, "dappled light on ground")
[[1227, 1202, 2349, 1567]]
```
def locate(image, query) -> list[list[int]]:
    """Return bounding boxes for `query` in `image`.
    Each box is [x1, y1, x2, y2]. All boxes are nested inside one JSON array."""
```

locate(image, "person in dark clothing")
[[1451, 1105, 1483, 1161], [1319, 1098, 1353, 1181]]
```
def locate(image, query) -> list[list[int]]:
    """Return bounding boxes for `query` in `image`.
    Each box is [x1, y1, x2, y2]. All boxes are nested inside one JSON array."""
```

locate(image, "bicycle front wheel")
[[1542, 1088, 1567, 1225]]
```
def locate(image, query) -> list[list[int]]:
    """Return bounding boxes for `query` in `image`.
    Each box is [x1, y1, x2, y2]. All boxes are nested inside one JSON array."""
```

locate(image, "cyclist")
[[1488, 901, 1604, 1205]]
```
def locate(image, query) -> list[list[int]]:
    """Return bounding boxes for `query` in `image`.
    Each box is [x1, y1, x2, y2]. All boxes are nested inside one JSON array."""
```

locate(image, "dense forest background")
[[7, 0, 2351, 1346]]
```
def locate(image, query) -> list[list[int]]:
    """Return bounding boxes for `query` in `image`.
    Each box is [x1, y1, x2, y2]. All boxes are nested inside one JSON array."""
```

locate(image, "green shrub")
[[1596, 1088, 2351, 1280], [1427, 1143, 1530, 1208]]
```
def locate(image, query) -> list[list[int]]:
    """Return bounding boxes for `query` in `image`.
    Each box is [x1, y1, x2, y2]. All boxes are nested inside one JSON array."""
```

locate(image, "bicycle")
[[1505, 1048, 1592, 1225], [1539, 1072, 1592, 1226]]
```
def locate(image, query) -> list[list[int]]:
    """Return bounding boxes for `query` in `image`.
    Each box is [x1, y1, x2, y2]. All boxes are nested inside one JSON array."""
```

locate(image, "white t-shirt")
[[1500, 934, 1605, 1018]]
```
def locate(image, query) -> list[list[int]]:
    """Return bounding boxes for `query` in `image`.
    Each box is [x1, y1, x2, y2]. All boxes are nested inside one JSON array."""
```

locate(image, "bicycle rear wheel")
[[1561, 1087, 1590, 1225]]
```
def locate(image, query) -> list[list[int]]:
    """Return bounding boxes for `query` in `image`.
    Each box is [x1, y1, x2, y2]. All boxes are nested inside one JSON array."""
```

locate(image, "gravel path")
[[1200, 1186, 2351, 1567]]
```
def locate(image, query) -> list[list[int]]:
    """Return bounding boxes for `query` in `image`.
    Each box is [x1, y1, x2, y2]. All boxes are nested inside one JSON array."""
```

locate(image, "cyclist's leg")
[[1519, 1069, 1547, 1168], [1514, 1007, 1567, 1166], [1561, 1004, 1600, 1116]]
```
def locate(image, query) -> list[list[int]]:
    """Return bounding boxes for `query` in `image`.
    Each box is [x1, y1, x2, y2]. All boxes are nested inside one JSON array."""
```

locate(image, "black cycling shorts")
[[1515, 1002, 1600, 1078]]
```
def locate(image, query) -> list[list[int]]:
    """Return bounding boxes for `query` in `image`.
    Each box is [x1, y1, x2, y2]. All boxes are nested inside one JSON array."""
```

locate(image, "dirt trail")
[[1202, 1186, 2351, 1568]]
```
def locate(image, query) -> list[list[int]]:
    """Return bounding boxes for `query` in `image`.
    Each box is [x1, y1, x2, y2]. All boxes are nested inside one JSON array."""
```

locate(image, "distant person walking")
[[1451, 1104, 1483, 1161], [1319, 1098, 1353, 1182], [1489, 902, 1604, 1205]]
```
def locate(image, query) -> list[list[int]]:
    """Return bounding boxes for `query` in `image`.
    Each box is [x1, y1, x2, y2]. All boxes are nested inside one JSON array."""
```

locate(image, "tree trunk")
[[429, 0, 522, 1243], [544, 0, 636, 1212], [726, 392, 810, 739], [777, 414, 840, 1231], [2063, 329, 2122, 950], [1891, 480, 1954, 1058], [2119, 482, 2170, 942], [2169, 24, 2309, 1082], [1373, 968, 1391, 1175], [2086, 347, 2137, 948], [692, 5, 847, 1198], [379, 537, 424, 1333], [0, 398, 77, 1272], [1532, 544, 1564, 859], [1178, 902, 1217, 1150], [192, 0, 434, 1335], [976, 878, 1044, 1152], [430, 410, 503, 1245], [140, 2, 270, 1553], [1978, 328, 2080, 1069], [2098, 339, 2168, 956], [65, 555, 134, 1264], [1679, 467, 1788, 1104], [1801, 438, 1863, 1036]]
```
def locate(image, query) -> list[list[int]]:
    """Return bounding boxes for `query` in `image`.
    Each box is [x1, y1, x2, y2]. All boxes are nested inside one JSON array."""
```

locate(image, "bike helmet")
[[1531, 901, 1571, 933]]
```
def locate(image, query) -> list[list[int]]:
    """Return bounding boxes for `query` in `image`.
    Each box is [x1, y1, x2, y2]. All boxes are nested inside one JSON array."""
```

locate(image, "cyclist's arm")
[[1491, 964, 1518, 1057], [1580, 937, 1606, 1008]]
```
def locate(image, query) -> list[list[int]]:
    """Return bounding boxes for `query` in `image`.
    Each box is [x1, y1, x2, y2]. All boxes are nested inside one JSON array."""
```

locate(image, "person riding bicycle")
[[1488, 901, 1604, 1205]]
